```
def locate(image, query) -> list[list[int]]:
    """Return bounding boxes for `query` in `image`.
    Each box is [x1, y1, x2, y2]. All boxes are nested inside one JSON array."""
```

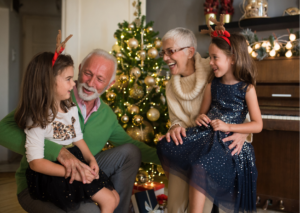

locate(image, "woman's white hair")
[[80, 49, 117, 84], [162, 27, 197, 55]]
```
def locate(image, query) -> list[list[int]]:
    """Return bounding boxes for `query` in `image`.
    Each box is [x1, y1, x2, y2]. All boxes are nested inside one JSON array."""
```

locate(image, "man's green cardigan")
[[0, 91, 160, 194]]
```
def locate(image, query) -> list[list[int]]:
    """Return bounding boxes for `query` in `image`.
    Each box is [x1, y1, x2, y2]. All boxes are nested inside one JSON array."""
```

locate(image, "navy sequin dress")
[[157, 78, 257, 213]]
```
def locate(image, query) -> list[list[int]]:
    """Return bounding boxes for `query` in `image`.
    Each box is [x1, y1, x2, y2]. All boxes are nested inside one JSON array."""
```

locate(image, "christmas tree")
[[101, 0, 169, 179]]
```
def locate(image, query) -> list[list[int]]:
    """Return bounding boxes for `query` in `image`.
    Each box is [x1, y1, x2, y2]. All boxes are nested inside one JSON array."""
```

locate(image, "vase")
[[224, 14, 232, 23], [205, 13, 217, 25], [244, 0, 268, 18]]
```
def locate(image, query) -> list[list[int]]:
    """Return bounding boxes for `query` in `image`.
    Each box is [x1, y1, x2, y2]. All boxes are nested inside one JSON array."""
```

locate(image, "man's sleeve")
[[0, 110, 62, 161], [109, 119, 161, 165]]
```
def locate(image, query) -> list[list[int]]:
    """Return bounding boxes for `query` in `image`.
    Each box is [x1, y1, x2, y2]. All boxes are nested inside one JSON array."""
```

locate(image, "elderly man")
[[0, 49, 160, 213]]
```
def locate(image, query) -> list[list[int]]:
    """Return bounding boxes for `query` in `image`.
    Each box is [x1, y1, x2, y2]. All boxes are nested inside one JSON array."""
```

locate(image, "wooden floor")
[[0, 172, 26, 213]]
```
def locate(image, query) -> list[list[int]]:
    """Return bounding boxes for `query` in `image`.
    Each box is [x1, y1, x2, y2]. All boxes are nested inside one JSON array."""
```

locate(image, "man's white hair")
[[80, 49, 117, 84], [162, 27, 197, 56]]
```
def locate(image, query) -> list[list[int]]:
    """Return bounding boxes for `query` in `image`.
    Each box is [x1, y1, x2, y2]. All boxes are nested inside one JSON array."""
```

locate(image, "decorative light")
[[251, 51, 258, 57], [261, 41, 268, 47], [286, 41, 292, 49], [289, 33, 296, 41], [121, 34, 124, 39], [269, 49, 276, 57], [254, 43, 260, 49], [248, 46, 253, 54], [274, 42, 280, 51], [285, 50, 292, 58]]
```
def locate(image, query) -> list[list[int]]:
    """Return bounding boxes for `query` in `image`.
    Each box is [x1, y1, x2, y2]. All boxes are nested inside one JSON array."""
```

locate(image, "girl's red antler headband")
[[52, 30, 73, 67], [200, 14, 231, 46]]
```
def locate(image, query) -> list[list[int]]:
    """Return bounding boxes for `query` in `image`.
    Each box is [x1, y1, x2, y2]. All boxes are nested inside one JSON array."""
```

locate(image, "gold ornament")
[[130, 67, 141, 78], [121, 114, 129, 123], [113, 107, 122, 115], [154, 37, 162, 49], [136, 168, 149, 184], [115, 52, 124, 59], [112, 43, 121, 52], [128, 38, 139, 49], [166, 120, 171, 129], [147, 26, 153, 33], [128, 105, 140, 114], [147, 107, 160, 122], [119, 74, 129, 84], [128, 23, 135, 30], [134, 18, 141, 27], [147, 47, 158, 59], [144, 76, 156, 87], [156, 165, 165, 174], [163, 79, 169, 87], [126, 120, 154, 142], [106, 91, 116, 102], [160, 94, 166, 105], [154, 133, 163, 145], [137, 50, 147, 60], [129, 84, 144, 100], [132, 115, 143, 126]]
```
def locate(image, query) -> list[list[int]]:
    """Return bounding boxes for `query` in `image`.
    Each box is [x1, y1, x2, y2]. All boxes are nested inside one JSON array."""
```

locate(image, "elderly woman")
[[158, 28, 252, 213]]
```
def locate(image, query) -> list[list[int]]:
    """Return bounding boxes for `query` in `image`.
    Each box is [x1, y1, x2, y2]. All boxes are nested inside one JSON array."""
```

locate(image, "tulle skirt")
[[157, 125, 257, 213], [26, 145, 114, 211]]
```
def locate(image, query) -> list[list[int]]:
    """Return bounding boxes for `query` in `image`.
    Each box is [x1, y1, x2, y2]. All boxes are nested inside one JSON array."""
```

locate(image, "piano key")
[[261, 114, 300, 120]]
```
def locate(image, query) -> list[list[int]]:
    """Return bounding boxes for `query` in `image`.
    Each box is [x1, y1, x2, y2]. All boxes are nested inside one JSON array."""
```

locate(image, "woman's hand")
[[222, 133, 248, 155], [195, 114, 211, 127], [89, 159, 99, 179], [159, 124, 186, 145], [210, 119, 229, 132]]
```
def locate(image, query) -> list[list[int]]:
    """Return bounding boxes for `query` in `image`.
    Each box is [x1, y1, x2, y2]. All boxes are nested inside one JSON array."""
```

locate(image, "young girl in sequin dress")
[[15, 51, 119, 212], [157, 32, 262, 213]]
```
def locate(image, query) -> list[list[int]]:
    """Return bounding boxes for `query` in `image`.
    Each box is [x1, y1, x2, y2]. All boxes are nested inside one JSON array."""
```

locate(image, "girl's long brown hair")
[[15, 52, 75, 129], [207, 33, 257, 86]]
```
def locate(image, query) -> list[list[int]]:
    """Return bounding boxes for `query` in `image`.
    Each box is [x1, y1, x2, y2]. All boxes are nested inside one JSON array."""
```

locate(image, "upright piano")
[[253, 57, 299, 212]]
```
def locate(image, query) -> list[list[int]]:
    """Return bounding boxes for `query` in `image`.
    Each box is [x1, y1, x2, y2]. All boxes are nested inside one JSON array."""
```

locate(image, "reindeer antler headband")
[[200, 14, 231, 46], [52, 30, 73, 67]]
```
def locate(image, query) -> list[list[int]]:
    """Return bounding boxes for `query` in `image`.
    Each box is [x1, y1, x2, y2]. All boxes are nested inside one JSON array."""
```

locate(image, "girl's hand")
[[210, 119, 229, 132], [195, 114, 211, 127], [222, 133, 248, 155], [89, 159, 99, 179], [74, 168, 95, 184], [165, 125, 186, 145]]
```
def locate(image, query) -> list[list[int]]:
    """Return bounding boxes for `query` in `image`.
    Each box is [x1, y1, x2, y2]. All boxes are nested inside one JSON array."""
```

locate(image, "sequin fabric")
[[52, 116, 77, 140], [157, 78, 257, 213]]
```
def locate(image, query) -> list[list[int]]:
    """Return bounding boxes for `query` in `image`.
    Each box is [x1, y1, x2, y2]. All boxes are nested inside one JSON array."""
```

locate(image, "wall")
[[146, 0, 300, 56], [62, 0, 146, 78]]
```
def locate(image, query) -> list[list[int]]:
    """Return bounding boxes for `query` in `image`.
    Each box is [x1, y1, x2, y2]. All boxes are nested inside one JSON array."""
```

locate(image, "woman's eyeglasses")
[[158, 47, 190, 57]]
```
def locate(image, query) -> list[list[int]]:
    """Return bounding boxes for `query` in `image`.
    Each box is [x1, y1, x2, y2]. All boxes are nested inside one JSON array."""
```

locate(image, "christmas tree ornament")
[[147, 47, 158, 59], [154, 133, 163, 145], [121, 114, 129, 123], [114, 107, 122, 115], [119, 74, 129, 83], [115, 52, 124, 59], [106, 91, 116, 102], [132, 115, 143, 126], [126, 120, 154, 142], [130, 67, 141, 78], [128, 105, 140, 114], [128, 38, 139, 49], [137, 50, 147, 60], [154, 37, 162, 49], [129, 84, 144, 99], [128, 23, 135, 30], [166, 120, 171, 129], [136, 168, 149, 184], [160, 94, 166, 105], [144, 76, 156, 87], [147, 26, 153, 33], [112, 42, 121, 52], [156, 165, 165, 174], [147, 107, 160, 122]]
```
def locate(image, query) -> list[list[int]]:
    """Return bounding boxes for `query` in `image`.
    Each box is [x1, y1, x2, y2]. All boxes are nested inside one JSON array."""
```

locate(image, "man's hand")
[[74, 168, 96, 184], [210, 119, 229, 132], [160, 125, 186, 145], [57, 147, 96, 184], [195, 114, 211, 127], [222, 132, 248, 155]]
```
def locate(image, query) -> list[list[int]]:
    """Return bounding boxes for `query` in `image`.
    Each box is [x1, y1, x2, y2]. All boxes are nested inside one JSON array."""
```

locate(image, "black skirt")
[[26, 145, 114, 211]]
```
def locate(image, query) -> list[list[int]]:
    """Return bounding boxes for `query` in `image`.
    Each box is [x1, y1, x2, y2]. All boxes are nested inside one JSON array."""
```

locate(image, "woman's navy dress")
[[157, 78, 257, 213]]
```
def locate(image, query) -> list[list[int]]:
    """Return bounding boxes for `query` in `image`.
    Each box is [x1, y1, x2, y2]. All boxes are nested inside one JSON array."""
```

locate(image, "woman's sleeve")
[[24, 125, 46, 162], [244, 113, 253, 143], [72, 107, 83, 142]]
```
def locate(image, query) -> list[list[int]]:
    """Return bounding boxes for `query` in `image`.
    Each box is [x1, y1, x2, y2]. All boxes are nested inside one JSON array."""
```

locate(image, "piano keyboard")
[[262, 115, 300, 120]]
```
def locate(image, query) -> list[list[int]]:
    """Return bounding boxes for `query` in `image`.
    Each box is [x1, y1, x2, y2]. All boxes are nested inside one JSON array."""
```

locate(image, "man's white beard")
[[77, 82, 101, 101]]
